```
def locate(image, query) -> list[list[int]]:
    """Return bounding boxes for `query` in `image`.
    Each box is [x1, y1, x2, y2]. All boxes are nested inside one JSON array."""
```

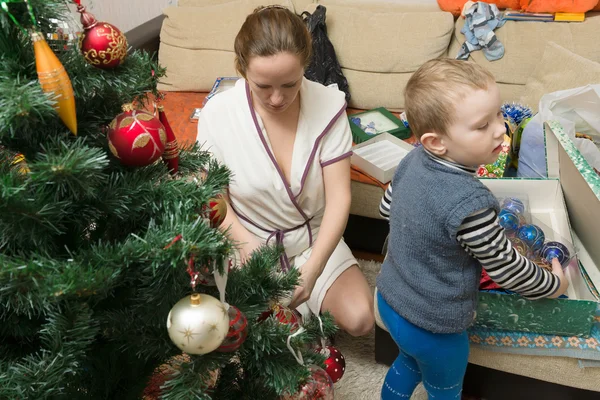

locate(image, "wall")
[[73, 0, 177, 32]]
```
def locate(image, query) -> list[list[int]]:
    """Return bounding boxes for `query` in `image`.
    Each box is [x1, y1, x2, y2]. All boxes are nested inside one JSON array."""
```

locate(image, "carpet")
[[333, 259, 429, 400]]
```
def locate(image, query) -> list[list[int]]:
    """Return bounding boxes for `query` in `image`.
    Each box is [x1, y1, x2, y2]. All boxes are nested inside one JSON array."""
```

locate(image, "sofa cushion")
[[448, 12, 600, 88], [303, 3, 453, 109], [520, 42, 600, 112], [158, 1, 294, 92], [319, 0, 442, 12], [304, 3, 453, 74]]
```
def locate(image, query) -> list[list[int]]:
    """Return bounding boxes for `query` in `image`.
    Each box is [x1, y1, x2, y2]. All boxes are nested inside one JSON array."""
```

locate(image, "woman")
[[196, 5, 373, 336]]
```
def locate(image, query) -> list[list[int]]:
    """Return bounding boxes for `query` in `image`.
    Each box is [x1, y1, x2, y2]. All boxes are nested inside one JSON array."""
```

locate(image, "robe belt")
[[265, 218, 314, 272], [230, 204, 314, 272]]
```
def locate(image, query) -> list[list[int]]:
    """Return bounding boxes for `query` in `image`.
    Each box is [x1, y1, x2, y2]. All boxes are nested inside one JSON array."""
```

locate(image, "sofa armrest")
[[125, 15, 164, 55]]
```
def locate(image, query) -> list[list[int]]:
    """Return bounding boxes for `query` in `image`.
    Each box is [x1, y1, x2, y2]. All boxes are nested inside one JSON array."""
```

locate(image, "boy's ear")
[[420, 132, 447, 156]]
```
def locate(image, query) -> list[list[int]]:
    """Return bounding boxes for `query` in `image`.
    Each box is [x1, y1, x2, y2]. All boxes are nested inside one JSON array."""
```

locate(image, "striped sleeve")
[[379, 183, 393, 220], [456, 208, 560, 299]]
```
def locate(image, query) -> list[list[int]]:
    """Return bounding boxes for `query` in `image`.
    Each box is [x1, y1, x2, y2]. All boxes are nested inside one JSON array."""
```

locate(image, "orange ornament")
[[32, 32, 77, 135]]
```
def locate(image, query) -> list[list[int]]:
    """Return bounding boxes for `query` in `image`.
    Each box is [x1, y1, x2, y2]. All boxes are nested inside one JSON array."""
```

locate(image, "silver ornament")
[[167, 293, 229, 355]]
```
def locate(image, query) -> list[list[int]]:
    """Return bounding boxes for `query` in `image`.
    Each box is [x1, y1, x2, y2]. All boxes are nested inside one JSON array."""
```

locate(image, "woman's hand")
[[289, 260, 322, 309], [238, 235, 263, 265]]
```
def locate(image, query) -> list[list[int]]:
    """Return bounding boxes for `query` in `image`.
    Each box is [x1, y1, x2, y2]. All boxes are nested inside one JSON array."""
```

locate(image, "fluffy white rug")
[[333, 259, 427, 400]]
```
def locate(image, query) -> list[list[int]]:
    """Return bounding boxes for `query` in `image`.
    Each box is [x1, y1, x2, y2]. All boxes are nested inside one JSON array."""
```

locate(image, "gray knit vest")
[[377, 147, 499, 333]]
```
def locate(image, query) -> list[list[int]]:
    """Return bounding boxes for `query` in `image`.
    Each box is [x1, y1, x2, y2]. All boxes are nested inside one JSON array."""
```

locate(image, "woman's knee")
[[339, 301, 375, 337]]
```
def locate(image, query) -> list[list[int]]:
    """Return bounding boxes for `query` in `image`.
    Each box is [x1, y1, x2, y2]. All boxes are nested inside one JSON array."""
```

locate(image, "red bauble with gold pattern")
[[77, 4, 127, 69], [107, 104, 166, 167], [258, 304, 300, 332], [203, 194, 227, 228], [315, 345, 345, 383], [216, 305, 248, 352]]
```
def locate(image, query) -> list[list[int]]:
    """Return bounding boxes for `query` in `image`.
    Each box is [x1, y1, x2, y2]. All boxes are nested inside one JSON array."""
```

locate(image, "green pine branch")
[[0, 1, 340, 398], [0, 302, 99, 400]]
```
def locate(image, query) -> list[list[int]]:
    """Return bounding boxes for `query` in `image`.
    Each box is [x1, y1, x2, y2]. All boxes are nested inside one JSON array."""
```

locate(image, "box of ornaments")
[[472, 121, 600, 338]]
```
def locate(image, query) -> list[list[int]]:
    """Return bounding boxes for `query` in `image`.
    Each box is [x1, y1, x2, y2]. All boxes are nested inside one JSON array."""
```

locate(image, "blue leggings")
[[377, 291, 469, 400]]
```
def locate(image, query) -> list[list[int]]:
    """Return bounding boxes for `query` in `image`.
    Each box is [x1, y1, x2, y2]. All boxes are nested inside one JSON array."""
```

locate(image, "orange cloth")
[[437, 0, 520, 16], [521, 0, 598, 13], [437, 0, 599, 16], [153, 91, 208, 146], [153, 92, 410, 188], [351, 165, 390, 190]]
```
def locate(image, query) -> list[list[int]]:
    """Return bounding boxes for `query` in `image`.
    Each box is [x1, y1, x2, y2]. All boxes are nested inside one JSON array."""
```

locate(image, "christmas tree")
[[0, 1, 337, 399]]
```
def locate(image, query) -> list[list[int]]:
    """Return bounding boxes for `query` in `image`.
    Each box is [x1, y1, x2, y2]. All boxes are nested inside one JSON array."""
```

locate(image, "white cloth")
[[197, 77, 357, 316]]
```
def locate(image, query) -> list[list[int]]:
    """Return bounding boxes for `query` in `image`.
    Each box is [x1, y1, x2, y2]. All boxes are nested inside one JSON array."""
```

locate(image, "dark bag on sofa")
[[301, 5, 351, 104]]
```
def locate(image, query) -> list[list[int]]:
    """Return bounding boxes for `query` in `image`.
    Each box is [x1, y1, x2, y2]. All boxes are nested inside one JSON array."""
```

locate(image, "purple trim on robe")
[[243, 81, 348, 268], [229, 202, 312, 272], [321, 150, 352, 168], [297, 103, 347, 195]]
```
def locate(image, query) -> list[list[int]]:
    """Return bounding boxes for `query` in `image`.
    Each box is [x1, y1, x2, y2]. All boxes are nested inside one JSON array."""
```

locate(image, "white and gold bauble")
[[166, 293, 229, 355]]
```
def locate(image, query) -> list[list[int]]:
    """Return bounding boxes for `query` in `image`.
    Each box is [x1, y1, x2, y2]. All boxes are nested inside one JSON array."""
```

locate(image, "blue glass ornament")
[[498, 209, 520, 235], [501, 197, 525, 215], [541, 241, 571, 268], [517, 224, 545, 253], [501, 102, 533, 125]]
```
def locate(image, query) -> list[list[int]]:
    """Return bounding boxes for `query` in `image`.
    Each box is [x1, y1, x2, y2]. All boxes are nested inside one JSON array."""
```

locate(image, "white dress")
[[197, 77, 357, 316]]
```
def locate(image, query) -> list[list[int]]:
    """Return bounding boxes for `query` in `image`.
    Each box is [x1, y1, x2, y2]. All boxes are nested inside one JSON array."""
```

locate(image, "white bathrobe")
[[197, 77, 357, 316]]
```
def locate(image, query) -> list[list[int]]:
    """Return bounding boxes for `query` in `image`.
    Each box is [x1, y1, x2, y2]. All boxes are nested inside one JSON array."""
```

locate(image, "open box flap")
[[545, 121, 600, 293]]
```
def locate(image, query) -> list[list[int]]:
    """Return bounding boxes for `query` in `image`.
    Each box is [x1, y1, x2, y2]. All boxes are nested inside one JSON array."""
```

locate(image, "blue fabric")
[[517, 116, 548, 178], [457, 2, 506, 61], [378, 291, 469, 400], [376, 146, 499, 333]]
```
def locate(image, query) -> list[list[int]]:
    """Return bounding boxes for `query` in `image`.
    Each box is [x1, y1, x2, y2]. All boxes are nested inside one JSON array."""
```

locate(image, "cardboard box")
[[474, 121, 600, 337], [350, 133, 416, 184]]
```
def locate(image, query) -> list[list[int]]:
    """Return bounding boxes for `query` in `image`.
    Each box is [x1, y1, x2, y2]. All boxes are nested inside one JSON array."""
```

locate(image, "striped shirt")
[[380, 151, 559, 299]]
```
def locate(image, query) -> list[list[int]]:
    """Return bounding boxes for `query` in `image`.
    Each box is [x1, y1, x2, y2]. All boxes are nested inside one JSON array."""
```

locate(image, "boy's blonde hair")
[[404, 58, 495, 139]]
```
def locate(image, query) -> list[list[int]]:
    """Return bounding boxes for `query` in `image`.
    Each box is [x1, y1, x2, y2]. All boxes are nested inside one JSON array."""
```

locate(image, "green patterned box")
[[474, 121, 600, 337]]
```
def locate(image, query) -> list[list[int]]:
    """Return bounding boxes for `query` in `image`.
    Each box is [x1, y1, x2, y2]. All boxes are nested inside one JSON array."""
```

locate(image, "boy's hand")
[[547, 258, 569, 298]]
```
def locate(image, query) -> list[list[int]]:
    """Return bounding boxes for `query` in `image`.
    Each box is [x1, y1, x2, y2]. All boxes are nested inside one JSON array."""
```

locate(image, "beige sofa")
[[157, 0, 600, 393]]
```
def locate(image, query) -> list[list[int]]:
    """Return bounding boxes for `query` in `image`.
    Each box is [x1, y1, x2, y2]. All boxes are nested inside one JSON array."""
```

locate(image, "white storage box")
[[350, 133, 416, 184], [473, 121, 600, 337]]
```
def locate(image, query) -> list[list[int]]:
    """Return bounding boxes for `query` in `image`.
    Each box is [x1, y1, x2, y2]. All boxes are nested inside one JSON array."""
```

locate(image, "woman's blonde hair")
[[234, 6, 312, 77], [404, 58, 496, 139]]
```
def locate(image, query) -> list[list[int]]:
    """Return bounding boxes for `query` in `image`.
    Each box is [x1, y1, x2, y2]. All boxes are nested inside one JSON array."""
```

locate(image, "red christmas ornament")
[[157, 105, 179, 175], [195, 258, 232, 287], [216, 305, 248, 352], [107, 104, 166, 167], [258, 304, 300, 332], [315, 345, 345, 383], [282, 365, 334, 400], [76, 3, 127, 69], [202, 194, 227, 228]]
